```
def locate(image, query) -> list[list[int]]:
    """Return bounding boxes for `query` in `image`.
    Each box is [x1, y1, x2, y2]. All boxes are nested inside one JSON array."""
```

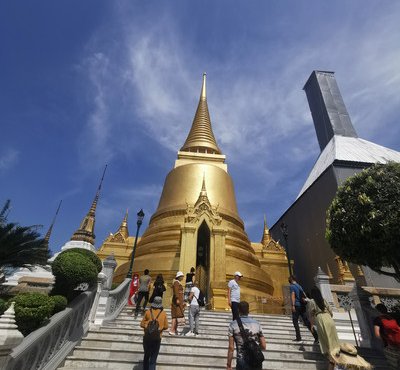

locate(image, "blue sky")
[[1, 1, 400, 256]]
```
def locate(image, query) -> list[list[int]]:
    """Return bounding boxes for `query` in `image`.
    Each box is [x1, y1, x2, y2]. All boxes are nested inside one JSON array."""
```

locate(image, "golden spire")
[[261, 215, 270, 245], [43, 200, 62, 249], [180, 73, 221, 154], [117, 209, 129, 239], [71, 165, 107, 245]]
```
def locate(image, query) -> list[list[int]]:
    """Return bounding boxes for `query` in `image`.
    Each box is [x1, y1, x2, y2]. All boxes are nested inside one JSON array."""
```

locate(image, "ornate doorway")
[[196, 221, 210, 301]]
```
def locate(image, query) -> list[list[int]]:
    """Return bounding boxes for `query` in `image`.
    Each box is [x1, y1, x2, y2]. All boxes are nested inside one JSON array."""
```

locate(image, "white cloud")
[[77, 2, 400, 240], [0, 148, 19, 172]]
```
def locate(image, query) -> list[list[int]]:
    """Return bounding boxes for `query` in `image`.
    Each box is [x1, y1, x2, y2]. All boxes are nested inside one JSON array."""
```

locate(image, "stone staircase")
[[59, 307, 388, 369]]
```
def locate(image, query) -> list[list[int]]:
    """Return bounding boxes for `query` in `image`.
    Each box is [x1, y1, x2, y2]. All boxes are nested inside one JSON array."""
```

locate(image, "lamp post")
[[280, 222, 292, 277], [126, 209, 145, 278]]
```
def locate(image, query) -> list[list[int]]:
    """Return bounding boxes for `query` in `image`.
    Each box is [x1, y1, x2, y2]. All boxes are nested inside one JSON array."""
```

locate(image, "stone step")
[[79, 336, 324, 354], [104, 322, 313, 336], [98, 323, 316, 339], [61, 358, 329, 370], [71, 344, 327, 361]]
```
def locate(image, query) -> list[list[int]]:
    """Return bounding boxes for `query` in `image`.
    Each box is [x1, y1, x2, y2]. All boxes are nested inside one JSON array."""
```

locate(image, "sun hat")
[[151, 296, 163, 309], [234, 271, 243, 277], [175, 271, 184, 278], [330, 343, 372, 369]]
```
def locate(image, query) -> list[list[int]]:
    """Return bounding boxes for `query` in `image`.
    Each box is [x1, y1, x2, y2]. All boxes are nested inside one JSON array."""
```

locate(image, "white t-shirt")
[[190, 286, 200, 306], [228, 279, 240, 303]]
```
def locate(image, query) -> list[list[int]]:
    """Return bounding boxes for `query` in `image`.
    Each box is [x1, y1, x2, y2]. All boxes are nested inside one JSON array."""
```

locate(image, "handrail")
[[8, 288, 96, 370], [103, 278, 130, 322]]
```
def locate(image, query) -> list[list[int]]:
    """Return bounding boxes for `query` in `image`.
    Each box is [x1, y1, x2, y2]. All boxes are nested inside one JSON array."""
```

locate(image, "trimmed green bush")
[[0, 298, 6, 315], [60, 248, 102, 273], [50, 295, 68, 314], [14, 293, 55, 336], [52, 251, 98, 301]]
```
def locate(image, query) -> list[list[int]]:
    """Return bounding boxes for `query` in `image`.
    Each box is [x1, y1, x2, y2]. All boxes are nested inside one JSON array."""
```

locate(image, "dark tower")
[[303, 71, 358, 151]]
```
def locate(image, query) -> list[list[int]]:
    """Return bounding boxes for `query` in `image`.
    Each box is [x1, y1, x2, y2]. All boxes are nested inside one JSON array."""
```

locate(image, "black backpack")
[[236, 317, 265, 367], [144, 308, 163, 340], [197, 289, 206, 307]]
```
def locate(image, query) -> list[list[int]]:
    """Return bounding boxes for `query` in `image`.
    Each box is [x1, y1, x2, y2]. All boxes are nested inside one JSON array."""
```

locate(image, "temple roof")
[[180, 73, 221, 154], [297, 136, 400, 198]]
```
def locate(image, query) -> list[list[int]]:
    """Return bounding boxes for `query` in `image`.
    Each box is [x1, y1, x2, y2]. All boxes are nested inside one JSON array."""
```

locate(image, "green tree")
[[326, 162, 400, 282], [0, 200, 50, 267]]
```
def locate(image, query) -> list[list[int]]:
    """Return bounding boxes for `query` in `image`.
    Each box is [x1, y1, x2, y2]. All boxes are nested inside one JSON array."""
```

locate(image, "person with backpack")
[[184, 267, 196, 302], [227, 301, 266, 370], [185, 281, 204, 336], [374, 303, 400, 369], [140, 296, 168, 370], [289, 275, 318, 344]]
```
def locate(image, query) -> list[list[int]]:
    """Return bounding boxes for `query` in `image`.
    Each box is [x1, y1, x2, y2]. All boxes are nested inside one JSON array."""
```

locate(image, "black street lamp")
[[280, 222, 293, 277], [126, 209, 145, 278]]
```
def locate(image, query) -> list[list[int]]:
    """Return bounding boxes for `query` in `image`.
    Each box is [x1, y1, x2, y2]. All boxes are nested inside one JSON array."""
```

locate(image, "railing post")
[[93, 254, 117, 326], [89, 272, 107, 327], [349, 284, 378, 348], [314, 266, 337, 311], [0, 303, 24, 369]]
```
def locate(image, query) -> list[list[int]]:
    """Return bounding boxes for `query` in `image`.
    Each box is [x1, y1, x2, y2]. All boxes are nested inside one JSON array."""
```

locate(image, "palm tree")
[[0, 200, 50, 268]]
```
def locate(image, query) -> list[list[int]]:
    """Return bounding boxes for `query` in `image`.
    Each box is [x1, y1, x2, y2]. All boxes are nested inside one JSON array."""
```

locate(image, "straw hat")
[[330, 343, 372, 369], [151, 296, 163, 309]]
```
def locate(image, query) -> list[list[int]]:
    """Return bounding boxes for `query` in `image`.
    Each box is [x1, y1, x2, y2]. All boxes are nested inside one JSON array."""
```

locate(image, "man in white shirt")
[[228, 271, 242, 320], [186, 282, 201, 336]]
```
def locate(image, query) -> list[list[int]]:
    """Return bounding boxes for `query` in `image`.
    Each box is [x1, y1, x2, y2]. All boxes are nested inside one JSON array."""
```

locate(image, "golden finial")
[[180, 73, 221, 154], [201, 72, 207, 100], [261, 214, 270, 245], [117, 209, 130, 239]]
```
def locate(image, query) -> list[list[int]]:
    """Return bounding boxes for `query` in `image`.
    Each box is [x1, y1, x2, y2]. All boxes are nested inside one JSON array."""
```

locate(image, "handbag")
[[177, 306, 186, 327], [177, 316, 186, 327]]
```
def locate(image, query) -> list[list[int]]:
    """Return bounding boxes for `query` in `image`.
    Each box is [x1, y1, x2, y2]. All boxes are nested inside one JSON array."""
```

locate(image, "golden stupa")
[[98, 74, 290, 312]]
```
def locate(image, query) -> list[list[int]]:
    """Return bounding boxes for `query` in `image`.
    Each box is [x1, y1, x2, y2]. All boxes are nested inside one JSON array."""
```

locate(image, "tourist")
[[169, 271, 185, 335], [149, 274, 166, 303], [308, 286, 339, 369], [186, 281, 201, 336], [289, 275, 318, 343], [373, 303, 400, 369], [184, 267, 196, 301], [135, 269, 152, 317], [140, 296, 168, 370], [228, 271, 242, 320], [227, 301, 266, 370]]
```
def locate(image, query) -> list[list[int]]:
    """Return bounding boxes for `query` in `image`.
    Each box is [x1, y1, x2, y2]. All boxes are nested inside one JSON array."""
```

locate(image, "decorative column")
[[210, 226, 227, 311], [179, 224, 197, 274], [93, 255, 118, 326], [314, 267, 337, 311], [0, 302, 24, 369]]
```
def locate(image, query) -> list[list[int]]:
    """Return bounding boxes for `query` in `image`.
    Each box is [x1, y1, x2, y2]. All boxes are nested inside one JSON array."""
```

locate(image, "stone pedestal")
[[349, 284, 379, 348], [314, 267, 337, 311]]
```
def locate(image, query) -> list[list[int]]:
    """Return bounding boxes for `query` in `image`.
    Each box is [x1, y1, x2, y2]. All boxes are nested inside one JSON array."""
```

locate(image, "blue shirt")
[[289, 283, 304, 307]]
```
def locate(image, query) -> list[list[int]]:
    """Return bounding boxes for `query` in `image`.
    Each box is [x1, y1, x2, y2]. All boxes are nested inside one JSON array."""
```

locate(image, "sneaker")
[[185, 331, 196, 337], [292, 338, 303, 343], [168, 331, 177, 336]]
